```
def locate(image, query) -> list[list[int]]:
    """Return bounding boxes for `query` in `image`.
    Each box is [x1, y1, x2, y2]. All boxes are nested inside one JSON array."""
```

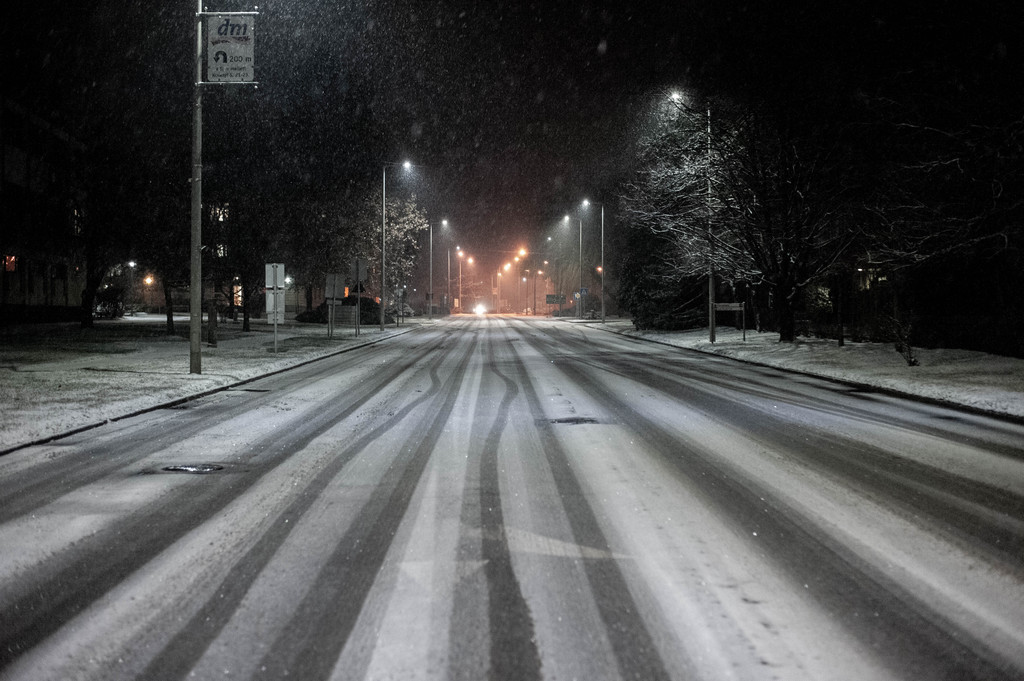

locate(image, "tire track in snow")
[[248, 331, 480, 680], [0, 329, 455, 673], [556, 330, 1024, 575], [448, 320, 542, 681], [503, 324, 675, 681], [0, 328, 455, 525], [130, 329, 476, 681], [520, 325, 1020, 681]]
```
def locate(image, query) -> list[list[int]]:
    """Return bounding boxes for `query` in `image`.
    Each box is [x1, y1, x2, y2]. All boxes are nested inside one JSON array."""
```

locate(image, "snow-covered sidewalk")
[[0, 314, 420, 452], [595, 318, 1024, 420], [2, 314, 1022, 453]]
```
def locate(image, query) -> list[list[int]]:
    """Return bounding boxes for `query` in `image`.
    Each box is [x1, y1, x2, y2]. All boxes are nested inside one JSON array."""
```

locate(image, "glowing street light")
[[581, 198, 606, 323], [382, 160, 413, 330], [457, 249, 473, 311], [428, 219, 447, 320], [565, 208, 584, 319]]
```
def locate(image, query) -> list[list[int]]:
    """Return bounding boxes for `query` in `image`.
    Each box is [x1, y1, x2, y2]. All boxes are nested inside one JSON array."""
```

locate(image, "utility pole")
[[189, 2, 203, 374], [190, 5, 257, 373], [707, 106, 716, 343]]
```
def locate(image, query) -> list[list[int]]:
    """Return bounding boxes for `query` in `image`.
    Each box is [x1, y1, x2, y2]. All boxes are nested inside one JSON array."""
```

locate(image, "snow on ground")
[[1, 313, 1021, 453], [601, 319, 1024, 420], [0, 314, 415, 452]]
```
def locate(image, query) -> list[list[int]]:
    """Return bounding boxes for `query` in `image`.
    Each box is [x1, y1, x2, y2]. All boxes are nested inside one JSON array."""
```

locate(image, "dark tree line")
[[5, 1, 422, 330], [616, 1, 1024, 357]]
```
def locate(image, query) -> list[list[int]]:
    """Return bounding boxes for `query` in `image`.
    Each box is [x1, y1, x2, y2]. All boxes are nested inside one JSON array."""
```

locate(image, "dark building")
[[1, 97, 87, 323]]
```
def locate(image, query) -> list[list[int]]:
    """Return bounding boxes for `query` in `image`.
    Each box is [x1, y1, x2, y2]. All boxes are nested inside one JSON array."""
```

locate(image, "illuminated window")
[[4, 255, 16, 272], [70, 207, 83, 236], [210, 204, 230, 222]]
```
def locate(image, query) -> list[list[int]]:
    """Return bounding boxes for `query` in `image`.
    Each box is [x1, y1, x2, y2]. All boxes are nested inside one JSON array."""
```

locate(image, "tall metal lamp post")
[[582, 199, 605, 323], [428, 219, 447, 320], [456, 248, 464, 312], [574, 203, 587, 319], [381, 161, 412, 331]]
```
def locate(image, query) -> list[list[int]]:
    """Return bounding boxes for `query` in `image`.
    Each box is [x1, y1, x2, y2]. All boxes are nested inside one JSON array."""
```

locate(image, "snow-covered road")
[[1, 316, 1022, 680]]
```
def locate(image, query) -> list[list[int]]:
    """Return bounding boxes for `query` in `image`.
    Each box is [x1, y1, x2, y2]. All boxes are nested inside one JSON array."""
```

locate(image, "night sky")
[[6, 1, 1023, 274]]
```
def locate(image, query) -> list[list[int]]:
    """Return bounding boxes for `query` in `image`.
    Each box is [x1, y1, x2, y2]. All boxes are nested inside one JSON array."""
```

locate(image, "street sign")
[[546, 294, 566, 304], [349, 258, 368, 282], [265, 263, 285, 347], [207, 15, 255, 82], [265, 289, 285, 323], [265, 263, 285, 289], [713, 302, 747, 341], [580, 287, 589, 296], [326, 273, 344, 301]]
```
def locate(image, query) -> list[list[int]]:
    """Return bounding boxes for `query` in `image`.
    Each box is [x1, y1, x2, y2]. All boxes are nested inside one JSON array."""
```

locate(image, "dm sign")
[[207, 15, 255, 82]]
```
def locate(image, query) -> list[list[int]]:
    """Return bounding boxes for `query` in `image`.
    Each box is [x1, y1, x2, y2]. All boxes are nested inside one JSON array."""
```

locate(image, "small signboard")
[[265, 289, 285, 323], [264, 263, 285, 346], [265, 263, 285, 289], [349, 258, 368, 282], [326, 273, 344, 301], [713, 302, 747, 341], [207, 15, 255, 82], [546, 294, 566, 305]]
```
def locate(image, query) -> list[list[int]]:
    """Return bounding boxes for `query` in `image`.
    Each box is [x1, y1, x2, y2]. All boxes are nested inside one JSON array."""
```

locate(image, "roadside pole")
[[273, 267, 279, 353], [189, 5, 258, 373], [266, 263, 284, 353], [189, 3, 204, 373]]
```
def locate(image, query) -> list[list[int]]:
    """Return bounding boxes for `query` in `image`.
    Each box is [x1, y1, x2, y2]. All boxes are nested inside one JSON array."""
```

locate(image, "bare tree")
[[353, 195, 427, 307], [621, 95, 861, 341]]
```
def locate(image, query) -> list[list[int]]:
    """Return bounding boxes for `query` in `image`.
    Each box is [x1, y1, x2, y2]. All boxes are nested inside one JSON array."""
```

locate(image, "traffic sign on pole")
[[207, 15, 255, 82]]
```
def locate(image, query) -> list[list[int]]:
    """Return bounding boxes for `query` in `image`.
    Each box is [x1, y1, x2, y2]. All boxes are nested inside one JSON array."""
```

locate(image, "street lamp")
[[565, 206, 584, 319], [706, 104, 715, 343], [457, 249, 465, 312], [427, 219, 447, 320], [667, 90, 715, 340], [534, 269, 542, 315], [382, 160, 413, 331], [581, 199, 605, 323]]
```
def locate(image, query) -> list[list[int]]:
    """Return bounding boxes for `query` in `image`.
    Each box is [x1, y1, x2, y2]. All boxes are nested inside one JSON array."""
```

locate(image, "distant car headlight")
[[474, 304, 487, 315]]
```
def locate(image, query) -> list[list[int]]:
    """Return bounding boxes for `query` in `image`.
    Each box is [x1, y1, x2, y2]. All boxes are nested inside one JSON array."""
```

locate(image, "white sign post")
[[207, 15, 255, 83], [350, 258, 367, 337], [265, 263, 285, 352], [714, 301, 746, 341], [190, 8, 259, 374], [325, 272, 343, 339]]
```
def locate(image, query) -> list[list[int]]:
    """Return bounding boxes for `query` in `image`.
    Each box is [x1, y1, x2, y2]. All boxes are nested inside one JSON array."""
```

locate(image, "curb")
[[0, 327, 416, 456], [588, 322, 1024, 426]]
